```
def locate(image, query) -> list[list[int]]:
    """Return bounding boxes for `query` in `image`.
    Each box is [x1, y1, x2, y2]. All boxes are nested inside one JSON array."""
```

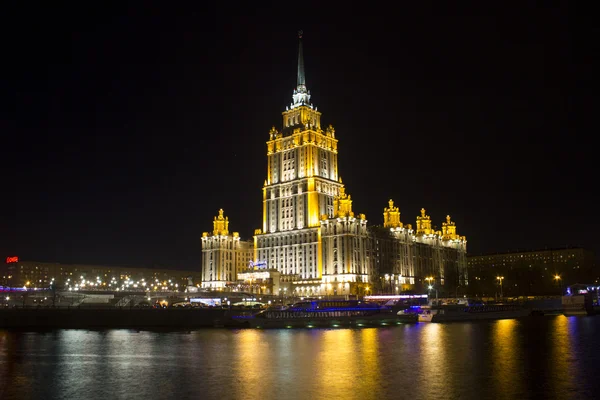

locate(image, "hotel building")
[[201, 33, 468, 296]]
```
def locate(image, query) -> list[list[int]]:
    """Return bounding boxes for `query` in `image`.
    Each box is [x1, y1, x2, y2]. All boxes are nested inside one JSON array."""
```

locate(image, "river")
[[1, 315, 599, 399]]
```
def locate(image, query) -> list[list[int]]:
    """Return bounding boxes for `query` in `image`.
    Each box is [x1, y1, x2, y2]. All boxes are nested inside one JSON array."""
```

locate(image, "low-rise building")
[[1, 259, 199, 292], [468, 247, 597, 297]]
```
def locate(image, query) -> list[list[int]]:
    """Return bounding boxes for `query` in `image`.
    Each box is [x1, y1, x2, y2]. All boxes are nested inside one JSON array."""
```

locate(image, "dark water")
[[1, 315, 599, 400]]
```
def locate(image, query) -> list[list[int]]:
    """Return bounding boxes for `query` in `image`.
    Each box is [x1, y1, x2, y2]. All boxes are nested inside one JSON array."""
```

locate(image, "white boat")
[[417, 306, 436, 322], [403, 304, 530, 323]]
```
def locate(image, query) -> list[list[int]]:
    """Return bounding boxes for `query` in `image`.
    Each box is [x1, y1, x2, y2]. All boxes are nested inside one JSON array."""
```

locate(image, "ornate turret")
[[213, 209, 230, 236], [269, 126, 279, 140], [326, 124, 335, 138], [383, 199, 403, 228], [333, 186, 354, 218], [442, 215, 466, 241], [416, 208, 433, 235]]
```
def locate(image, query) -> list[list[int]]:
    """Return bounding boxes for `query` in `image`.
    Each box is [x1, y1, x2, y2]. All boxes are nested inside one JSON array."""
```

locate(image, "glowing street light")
[[496, 276, 504, 300], [554, 274, 562, 294]]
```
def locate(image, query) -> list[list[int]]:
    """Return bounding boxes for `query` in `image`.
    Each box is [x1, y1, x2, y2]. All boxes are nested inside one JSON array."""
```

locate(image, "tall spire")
[[297, 30, 306, 90], [291, 30, 311, 108]]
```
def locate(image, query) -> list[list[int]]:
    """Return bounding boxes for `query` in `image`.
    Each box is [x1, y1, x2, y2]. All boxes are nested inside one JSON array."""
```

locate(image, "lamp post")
[[425, 276, 433, 290], [428, 285, 438, 305], [425, 277, 435, 304], [496, 276, 504, 301], [554, 275, 562, 295]]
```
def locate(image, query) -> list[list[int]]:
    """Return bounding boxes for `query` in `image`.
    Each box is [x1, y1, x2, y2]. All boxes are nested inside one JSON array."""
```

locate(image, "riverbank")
[[0, 308, 233, 329]]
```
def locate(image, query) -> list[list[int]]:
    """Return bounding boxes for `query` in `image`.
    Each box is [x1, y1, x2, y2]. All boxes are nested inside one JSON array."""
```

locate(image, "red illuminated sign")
[[6, 256, 18, 263]]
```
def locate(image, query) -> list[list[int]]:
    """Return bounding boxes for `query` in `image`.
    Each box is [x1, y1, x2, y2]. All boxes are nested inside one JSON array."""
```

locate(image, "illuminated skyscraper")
[[201, 33, 468, 296]]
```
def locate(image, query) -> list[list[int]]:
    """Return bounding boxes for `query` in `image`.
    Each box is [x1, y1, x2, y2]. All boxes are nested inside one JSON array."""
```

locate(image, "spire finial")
[[290, 31, 311, 108], [297, 30, 305, 88]]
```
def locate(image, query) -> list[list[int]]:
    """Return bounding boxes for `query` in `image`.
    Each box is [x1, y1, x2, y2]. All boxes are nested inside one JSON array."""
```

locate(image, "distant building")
[[199, 33, 468, 296], [468, 247, 597, 297], [0, 260, 199, 291]]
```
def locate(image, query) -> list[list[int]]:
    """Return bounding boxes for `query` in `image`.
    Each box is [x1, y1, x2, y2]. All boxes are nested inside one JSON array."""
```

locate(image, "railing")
[[114, 296, 132, 307], [258, 309, 387, 319]]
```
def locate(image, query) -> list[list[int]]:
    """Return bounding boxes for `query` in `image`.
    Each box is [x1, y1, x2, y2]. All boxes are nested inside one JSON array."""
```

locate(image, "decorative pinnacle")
[[297, 31, 305, 88]]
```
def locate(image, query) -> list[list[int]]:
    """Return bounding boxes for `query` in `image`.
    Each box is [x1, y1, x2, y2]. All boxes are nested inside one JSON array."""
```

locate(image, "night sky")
[[5, 3, 593, 270]]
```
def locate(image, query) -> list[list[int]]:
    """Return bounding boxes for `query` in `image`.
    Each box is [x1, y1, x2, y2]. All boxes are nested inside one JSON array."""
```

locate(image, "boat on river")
[[232, 299, 417, 328], [407, 304, 531, 323]]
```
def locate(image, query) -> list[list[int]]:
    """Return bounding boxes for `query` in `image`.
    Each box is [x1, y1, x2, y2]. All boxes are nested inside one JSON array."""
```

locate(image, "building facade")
[[200, 209, 253, 289], [200, 33, 468, 296], [0, 259, 199, 291], [468, 247, 597, 297]]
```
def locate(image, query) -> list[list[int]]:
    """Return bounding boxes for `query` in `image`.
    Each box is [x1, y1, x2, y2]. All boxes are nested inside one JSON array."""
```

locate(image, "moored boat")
[[232, 299, 417, 328], [407, 304, 530, 323]]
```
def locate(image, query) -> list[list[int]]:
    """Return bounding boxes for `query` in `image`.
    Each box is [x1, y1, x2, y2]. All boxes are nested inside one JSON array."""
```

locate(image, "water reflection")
[[418, 324, 446, 398], [232, 329, 271, 399], [1, 318, 600, 400], [358, 328, 381, 392], [315, 330, 360, 398], [548, 316, 576, 397], [490, 319, 524, 399]]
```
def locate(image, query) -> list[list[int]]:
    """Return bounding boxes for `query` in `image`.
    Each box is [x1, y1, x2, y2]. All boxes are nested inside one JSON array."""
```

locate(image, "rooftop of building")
[[467, 245, 591, 258], [5, 260, 200, 275]]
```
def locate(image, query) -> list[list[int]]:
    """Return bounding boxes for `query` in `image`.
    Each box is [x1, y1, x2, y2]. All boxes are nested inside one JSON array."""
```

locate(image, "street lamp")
[[496, 276, 504, 301], [424, 277, 436, 304], [425, 276, 433, 289], [554, 275, 562, 295]]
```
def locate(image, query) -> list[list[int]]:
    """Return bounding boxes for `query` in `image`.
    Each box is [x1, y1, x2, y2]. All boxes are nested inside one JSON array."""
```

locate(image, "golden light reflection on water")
[[491, 319, 523, 398], [230, 328, 384, 400], [548, 316, 576, 395], [315, 330, 360, 397], [233, 330, 270, 398], [357, 328, 381, 391], [418, 323, 448, 398]]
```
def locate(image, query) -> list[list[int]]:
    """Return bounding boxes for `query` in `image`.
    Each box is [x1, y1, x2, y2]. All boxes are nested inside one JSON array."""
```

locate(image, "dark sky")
[[4, 3, 594, 270]]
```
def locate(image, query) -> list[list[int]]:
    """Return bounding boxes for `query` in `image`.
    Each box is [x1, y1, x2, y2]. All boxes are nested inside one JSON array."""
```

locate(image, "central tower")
[[254, 32, 343, 285], [264, 32, 342, 233]]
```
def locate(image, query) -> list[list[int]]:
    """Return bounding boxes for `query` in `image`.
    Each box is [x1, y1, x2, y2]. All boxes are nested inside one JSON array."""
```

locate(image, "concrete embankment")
[[0, 308, 232, 329]]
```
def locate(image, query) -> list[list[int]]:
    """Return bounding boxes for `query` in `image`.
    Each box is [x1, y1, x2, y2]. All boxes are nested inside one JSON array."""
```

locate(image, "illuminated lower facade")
[[200, 33, 468, 296]]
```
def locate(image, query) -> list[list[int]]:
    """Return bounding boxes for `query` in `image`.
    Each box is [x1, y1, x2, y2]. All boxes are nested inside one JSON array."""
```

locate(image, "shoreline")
[[0, 308, 232, 330]]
